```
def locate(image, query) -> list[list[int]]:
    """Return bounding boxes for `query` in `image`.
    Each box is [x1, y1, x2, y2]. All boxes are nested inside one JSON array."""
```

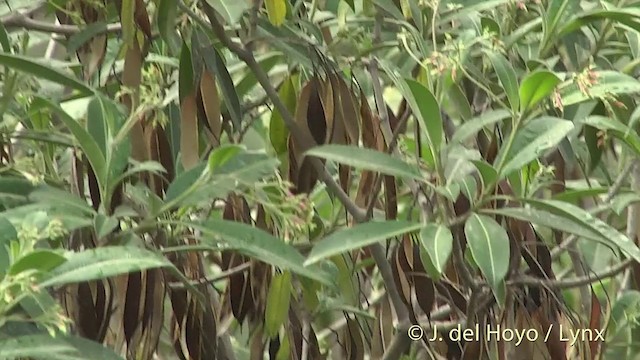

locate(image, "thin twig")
[[509, 258, 633, 289], [1, 9, 122, 35]]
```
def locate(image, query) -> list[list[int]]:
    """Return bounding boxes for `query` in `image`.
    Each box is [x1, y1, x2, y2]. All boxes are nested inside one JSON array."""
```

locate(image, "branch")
[[1, 10, 122, 35], [509, 258, 633, 289]]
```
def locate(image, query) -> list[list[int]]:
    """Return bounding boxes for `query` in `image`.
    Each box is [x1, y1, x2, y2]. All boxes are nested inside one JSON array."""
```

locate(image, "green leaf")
[[28, 186, 95, 216], [519, 71, 561, 112], [481, 16, 500, 35], [471, 160, 498, 189], [186, 219, 332, 285], [497, 117, 574, 177], [94, 214, 119, 240], [121, 0, 135, 48], [208, 144, 243, 172], [89, 95, 132, 187], [0, 334, 124, 360], [39, 246, 173, 287], [0, 54, 94, 96], [332, 256, 358, 305], [484, 50, 519, 112], [234, 53, 282, 99], [162, 150, 278, 212], [0, 176, 35, 209], [0, 213, 18, 243], [164, 163, 206, 205], [0, 218, 16, 273], [611, 193, 640, 216], [404, 79, 444, 152], [67, 22, 109, 55], [542, 0, 576, 45], [9, 250, 67, 276], [305, 220, 422, 265], [419, 224, 453, 280], [265, 0, 287, 26], [255, 20, 313, 68], [559, 8, 640, 38], [578, 115, 640, 156], [464, 214, 510, 290], [306, 145, 422, 180], [205, 0, 251, 24], [157, 0, 181, 53], [481, 207, 604, 244], [440, 0, 510, 24], [264, 270, 292, 338], [270, 75, 296, 155], [91, 96, 131, 193], [114, 160, 166, 185], [31, 97, 107, 195], [179, 41, 194, 103], [0, 21, 12, 53], [450, 109, 511, 145], [524, 199, 640, 263], [560, 71, 640, 106], [377, 61, 441, 167], [373, 0, 404, 19]]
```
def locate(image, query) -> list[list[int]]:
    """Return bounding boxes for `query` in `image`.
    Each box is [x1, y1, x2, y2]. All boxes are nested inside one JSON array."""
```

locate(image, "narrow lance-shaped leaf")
[[39, 246, 174, 288], [306, 145, 422, 181], [121, 0, 136, 48], [180, 219, 333, 285], [560, 71, 640, 106], [264, 270, 292, 338], [0, 22, 10, 53], [178, 41, 194, 104], [496, 117, 574, 177], [377, 60, 442, 168], [9, 250, 67, 276], [578, 115, 640, 156], [464, 213, 510, 292], [0, 334, 124, 360], [270, 74, 296, 155], [265, 0, 287, 26], [481, 207, 604, 244], [419, 224, 453, 279], [205, 0, 251, 24], [485, 50, 519, 112], [405, 79, 444, 154], [305, 220, 423, 265], [559, 9, 640, 38], [524, 198, 640, 263], [450, 109, 511, 145], [31, 97, 107, 196], [519, 71, 561, 112], [157, 0, 181, 53], [0, 54, 94, 96]]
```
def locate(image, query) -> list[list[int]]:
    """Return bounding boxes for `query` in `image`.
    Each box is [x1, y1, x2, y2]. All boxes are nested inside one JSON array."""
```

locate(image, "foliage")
[[2, 0, 640, 359]]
